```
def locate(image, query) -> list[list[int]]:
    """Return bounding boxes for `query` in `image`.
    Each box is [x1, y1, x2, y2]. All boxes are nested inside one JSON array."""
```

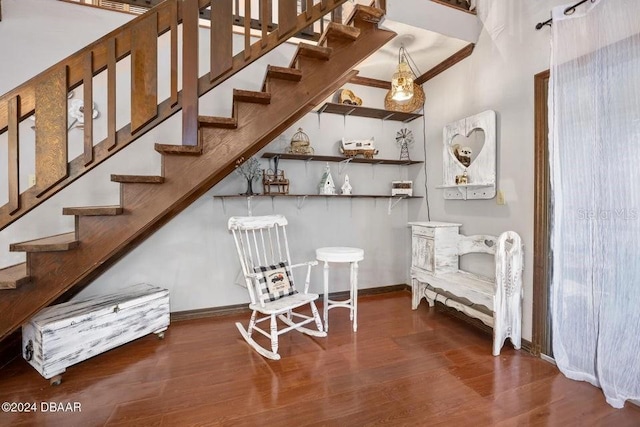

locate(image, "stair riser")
[[0, 263, 30, 290], [199, 119, 237, 129], [233, 92, 271, 105]]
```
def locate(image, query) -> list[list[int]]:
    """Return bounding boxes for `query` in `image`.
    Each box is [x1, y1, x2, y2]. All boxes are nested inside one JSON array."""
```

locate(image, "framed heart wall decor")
[[437, 110, 496, 200]]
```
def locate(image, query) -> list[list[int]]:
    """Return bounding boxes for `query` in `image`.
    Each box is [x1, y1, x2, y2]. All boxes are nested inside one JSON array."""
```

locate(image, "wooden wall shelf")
[[214, 194, 421, 215], [214, 194, 422, 199], [317, 103, 423, 123], [262, 152, 423, 166]]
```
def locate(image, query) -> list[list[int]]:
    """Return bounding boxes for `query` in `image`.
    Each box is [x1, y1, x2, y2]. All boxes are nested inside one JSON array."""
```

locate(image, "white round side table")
[[315, 247, 364, 332]]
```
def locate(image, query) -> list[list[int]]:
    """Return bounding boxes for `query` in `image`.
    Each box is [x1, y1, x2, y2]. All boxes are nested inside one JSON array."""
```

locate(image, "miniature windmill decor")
[[396, 128, 414, 161], [288, 128, 314, 155]]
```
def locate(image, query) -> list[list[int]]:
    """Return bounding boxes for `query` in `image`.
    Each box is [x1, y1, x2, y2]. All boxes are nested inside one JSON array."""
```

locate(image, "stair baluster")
[[182, 0, 200, 147]]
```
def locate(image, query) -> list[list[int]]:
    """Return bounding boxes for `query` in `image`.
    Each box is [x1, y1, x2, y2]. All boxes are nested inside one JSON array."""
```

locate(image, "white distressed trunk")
[[22, 284, 169, 381]]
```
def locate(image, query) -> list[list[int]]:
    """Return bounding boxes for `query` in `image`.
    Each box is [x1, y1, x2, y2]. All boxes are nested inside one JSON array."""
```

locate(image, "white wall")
[[413, 0, 570, 341], [0, 0, 132, 92], [75, 83, 423, 311], [0, 1, 422, 312], [385, 0, 481, 43]]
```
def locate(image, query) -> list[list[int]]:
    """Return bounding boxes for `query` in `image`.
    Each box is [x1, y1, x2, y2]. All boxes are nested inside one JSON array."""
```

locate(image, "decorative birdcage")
[[288, 128, 314, 155]]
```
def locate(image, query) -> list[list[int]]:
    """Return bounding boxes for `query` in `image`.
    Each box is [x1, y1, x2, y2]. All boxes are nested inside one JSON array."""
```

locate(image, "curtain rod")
[[535, 0, 596, 30]]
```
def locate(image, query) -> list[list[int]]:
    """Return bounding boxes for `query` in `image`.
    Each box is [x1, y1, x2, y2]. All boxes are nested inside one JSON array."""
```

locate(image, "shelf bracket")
[[387, 196, 406, 215], [246, 196, 254, 216], [296, 195, 308, 211], [216, 196, 227, 215]]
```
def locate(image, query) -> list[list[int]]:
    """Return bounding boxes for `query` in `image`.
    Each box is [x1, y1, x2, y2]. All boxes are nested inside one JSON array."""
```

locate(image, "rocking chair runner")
[[228, 215, 326, 360]]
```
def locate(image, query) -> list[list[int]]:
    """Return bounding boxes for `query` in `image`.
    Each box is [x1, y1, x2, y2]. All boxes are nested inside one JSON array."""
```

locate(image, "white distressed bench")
[[409, 222, 523, 356]]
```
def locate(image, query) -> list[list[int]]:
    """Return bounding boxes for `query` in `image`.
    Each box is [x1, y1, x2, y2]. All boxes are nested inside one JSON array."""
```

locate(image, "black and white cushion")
[[253, 261, 297, 302]]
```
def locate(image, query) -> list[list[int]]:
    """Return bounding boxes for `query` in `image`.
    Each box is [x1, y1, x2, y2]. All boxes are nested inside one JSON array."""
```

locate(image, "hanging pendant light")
[[391, 47, 416, 102]]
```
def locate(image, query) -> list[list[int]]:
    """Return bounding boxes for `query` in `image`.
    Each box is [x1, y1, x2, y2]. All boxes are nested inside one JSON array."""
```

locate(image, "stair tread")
[[296, 43, 333, 60], [233, 89, 271, 104], [199, 116, 238, 129], [10, 232, 79, 252], [318, 22, 361, 46], [289, 43, 333, 69], [111, 175, 165, 184], [346, 5, 385, 25], [267, 65, 303, 81], [62, 205, 123, 216], [155, 144, 203, 156], [0, 263, 29, 290]]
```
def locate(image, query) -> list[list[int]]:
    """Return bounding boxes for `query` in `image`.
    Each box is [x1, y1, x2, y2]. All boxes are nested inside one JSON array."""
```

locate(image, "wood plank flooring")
[[1, 291, 639, 426]]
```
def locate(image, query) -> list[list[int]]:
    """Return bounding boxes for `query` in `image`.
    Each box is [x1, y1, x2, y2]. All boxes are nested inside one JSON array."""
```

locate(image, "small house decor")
[[455, 171, 469, 184], [262, 156, 289, 195], [396, 128, 414, 161], [341, 175, 353, 195], [318, 163, 336, 195], [288, 128, 314, 155], [340, 138, 378, 159], [235, 157, 262, 195]]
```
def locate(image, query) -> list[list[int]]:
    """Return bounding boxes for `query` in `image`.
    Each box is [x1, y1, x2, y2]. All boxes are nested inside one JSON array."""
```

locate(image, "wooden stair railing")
[[0, 5, 395, 345], [0, 0, 350, 233]]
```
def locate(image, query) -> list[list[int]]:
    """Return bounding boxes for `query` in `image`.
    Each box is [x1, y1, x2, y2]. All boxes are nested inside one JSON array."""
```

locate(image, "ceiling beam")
[[415, 43, 474, 85], [349, 43, 475, 90], [349, 75, 391, 90]]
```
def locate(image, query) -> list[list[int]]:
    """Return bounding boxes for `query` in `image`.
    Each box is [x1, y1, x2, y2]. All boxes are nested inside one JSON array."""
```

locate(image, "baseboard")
[[171, 284, 410, 322], [540, 353, 556, 365], [171, 303, 250, 322]]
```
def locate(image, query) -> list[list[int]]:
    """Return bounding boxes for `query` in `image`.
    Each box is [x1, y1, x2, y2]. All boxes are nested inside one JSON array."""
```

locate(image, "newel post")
[[182, 0, 199, 146]]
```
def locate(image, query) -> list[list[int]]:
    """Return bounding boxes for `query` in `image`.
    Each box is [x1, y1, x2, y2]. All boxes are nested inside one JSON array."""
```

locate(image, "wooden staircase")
[[0, 4, 395, 344]]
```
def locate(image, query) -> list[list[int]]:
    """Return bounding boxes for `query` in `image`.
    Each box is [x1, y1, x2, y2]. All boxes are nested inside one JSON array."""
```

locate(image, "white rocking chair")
[[228, 215, 326, 360]]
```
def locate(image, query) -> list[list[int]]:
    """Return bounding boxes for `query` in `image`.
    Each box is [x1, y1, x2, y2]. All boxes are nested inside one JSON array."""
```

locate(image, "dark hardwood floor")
[[1, 291, 639, 426]]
